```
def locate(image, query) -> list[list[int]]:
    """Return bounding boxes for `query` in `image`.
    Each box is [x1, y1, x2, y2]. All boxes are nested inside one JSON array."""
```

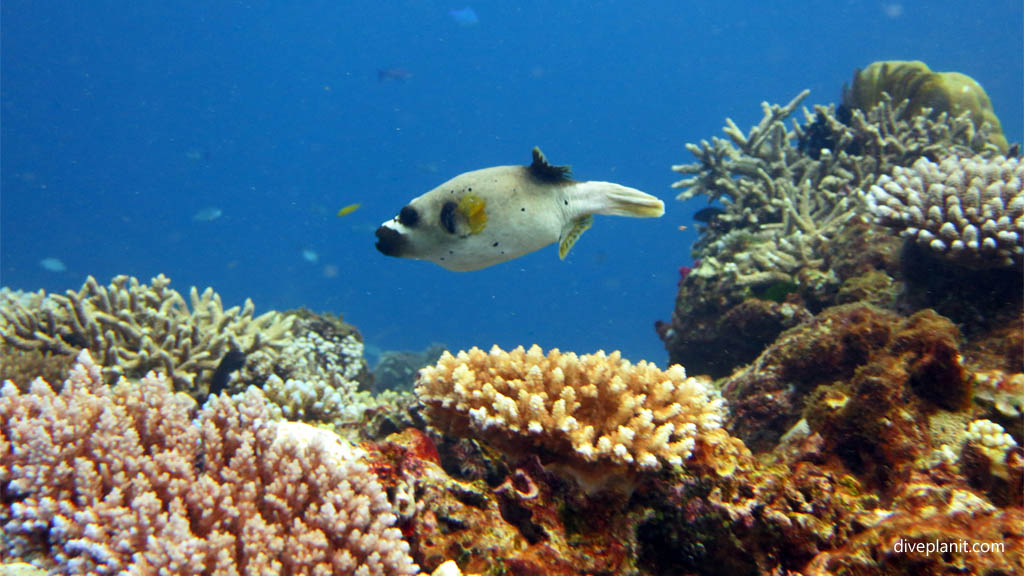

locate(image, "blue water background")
[[3, 1, 1022, 365]]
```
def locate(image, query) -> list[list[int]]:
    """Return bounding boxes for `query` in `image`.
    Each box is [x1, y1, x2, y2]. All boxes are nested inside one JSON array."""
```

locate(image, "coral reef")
[[416, 345, 725, 489], [803, 483, 1023, 575], [672, 90, 860, 288], [669, 89, 998, 289], [3, 322, 1022, 575], [721, 304, 967, 457], [363, 429, 641, 575], [960, 418, 1023, 503], [842, 59, 1009, 153], [637, 295, 1023, 574], [0, 347, 75, 393], [864, 154, 1023, 268], [4, 64, 1022, 574], [973, 369, 1024, 425], [371, 343, 448, 394], [964, 419, 1019, 460], [660, 72, 1012, 377], [262, 329, 373, 422], [283, 309, 374, 391], [0, 275, 294, 398], [656, 294, 814, 378], [0, 351, 419, 575]]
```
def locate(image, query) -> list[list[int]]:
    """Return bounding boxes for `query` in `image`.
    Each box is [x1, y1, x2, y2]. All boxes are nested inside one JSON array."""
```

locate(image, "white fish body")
[[375, 147, 664, 271]]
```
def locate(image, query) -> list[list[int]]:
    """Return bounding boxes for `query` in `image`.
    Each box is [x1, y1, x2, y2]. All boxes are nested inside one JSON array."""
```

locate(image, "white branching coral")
[[416, 345, 725, 477], [864, 155, 1023, 267], [263, 332, 383, 427]]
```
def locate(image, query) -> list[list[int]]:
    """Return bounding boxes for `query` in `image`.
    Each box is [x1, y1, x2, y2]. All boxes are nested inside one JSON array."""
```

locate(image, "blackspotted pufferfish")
[[375, 147, 665, 271]]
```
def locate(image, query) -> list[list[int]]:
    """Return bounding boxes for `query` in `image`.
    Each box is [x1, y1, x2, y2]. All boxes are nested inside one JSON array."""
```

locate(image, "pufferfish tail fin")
[[557, 181, 664, 259], [573, 181, 665, 218]]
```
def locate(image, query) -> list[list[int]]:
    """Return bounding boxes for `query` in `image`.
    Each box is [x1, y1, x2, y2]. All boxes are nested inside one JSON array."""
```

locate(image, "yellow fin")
[[558, 215, 593, 260], [458, 193, 488, 234]]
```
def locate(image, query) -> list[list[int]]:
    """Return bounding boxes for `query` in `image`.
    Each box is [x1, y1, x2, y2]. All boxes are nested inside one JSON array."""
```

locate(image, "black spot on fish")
[[521, 207, 526, 212], [376, 226, 410, 256], [398, 206, 419, 227], [468, 187, 472, 191], [564, 200, 568, 205], [492, 242, 499, 247], [693, 207, 726, 223], [440, 201, 458, 234], [209, 349, 246, 397]]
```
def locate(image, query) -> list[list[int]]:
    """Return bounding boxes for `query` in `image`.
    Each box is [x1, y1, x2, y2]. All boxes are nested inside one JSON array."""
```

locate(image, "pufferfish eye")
[[440, 201, 458, 234], [398, 205, 419, 227]]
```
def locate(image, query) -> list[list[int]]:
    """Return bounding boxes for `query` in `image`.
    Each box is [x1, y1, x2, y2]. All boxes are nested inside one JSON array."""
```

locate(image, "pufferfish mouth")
[[375, 225, 409, 257]]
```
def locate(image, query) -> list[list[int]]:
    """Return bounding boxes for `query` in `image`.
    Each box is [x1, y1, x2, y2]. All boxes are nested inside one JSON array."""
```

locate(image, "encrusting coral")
[[0, 350, 419, 575], [0, 274, 294, 398], [415, 345, 725, 489], [864, 154, 1023, 268]]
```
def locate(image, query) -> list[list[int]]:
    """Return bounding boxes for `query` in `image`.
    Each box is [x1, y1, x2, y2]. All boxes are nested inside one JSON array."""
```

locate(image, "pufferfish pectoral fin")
[[558, 215, 594, 260]]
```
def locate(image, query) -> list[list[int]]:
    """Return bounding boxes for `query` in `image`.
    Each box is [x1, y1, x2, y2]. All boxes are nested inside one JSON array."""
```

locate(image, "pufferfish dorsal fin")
[[530, 147, 572, 181], [558, 214, 593, 260]]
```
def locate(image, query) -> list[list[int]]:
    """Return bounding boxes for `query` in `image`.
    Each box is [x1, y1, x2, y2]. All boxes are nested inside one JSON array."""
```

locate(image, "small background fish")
[[377, 67, 412, 82], [38, 257, 67, 273], [192, 207, 223, 222], [449, 6, 479, 27]]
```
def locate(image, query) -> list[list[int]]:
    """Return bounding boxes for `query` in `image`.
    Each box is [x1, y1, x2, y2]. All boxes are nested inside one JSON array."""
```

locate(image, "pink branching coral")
[[0, 350, 418, 575]]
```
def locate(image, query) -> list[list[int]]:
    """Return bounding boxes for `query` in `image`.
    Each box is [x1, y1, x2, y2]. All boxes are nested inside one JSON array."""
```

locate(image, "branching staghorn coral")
[[0, 350, 420, 575], [0, 274, 293, 396], [863, 155, 1023, 268], [670, 89, 1006, 290], [416, 345, 725, 489], [672, 91, 858, 288]]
